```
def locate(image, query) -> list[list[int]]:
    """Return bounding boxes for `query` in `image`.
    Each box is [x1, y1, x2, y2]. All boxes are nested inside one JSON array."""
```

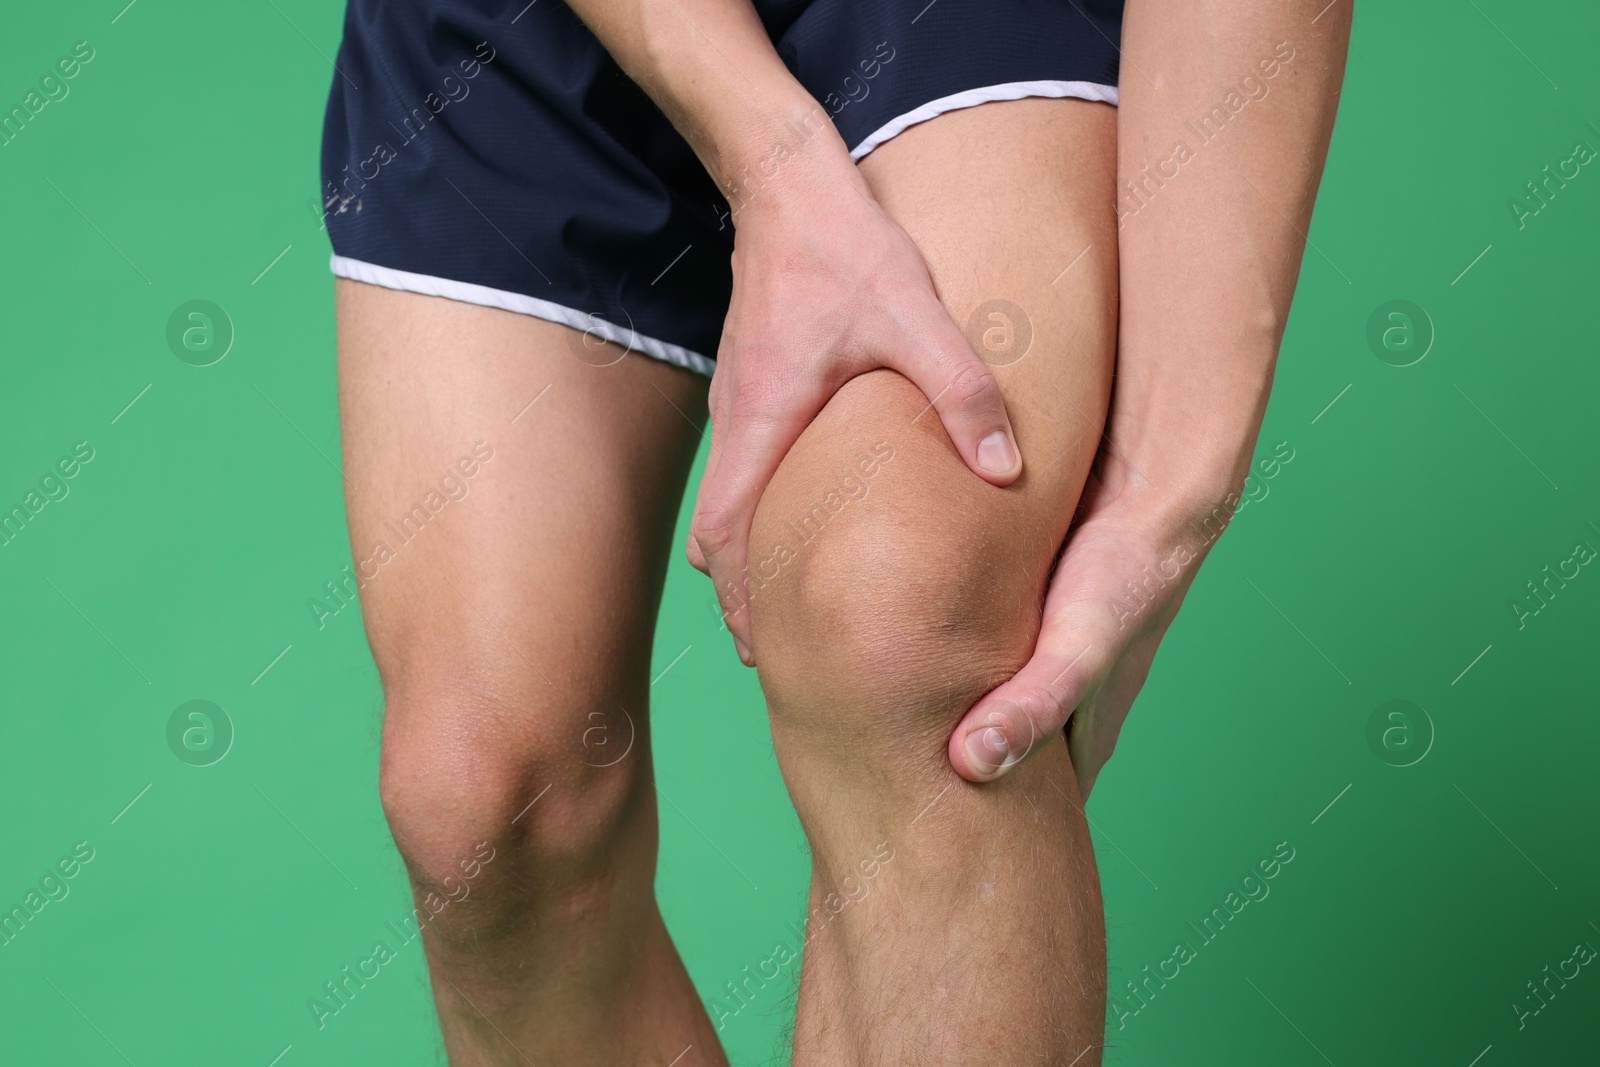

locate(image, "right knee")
[[747, 374, 1060, 792], [377, 665, 645, 905]]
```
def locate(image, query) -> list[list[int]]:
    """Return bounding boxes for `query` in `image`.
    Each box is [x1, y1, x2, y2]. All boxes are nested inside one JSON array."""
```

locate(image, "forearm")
[[1111, 0, 1351, 522], [563, 0, 855, 198]]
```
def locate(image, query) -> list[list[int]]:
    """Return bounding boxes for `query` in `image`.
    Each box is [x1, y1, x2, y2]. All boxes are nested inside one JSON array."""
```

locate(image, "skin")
[[337, 286, 724, 1064], [559, 0, 1028, 662], [949, 0, 1354, 793], [337, 91, 1114, 1064], [561, 0, 1353, 795], [747, 96, 1116, 1064], [336, 0, 1351, 1062]]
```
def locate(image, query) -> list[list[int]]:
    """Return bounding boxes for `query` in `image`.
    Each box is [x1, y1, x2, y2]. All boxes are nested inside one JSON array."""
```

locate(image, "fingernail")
[[977, 429, 1018, 475], [732, 636, 753, 667], [965, 726, 1010, 776]]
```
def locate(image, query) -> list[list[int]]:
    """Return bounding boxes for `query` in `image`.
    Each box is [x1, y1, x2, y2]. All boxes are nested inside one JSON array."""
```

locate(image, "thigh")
[[336, 279, 707, 749], [750, 96, 1118, 701], [858, 95, 1118, 517]]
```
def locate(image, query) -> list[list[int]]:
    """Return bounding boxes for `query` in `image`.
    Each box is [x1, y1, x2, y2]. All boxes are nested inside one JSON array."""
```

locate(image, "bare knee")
[[378, 659, 646, 910], [749, 372, 1060, 788]]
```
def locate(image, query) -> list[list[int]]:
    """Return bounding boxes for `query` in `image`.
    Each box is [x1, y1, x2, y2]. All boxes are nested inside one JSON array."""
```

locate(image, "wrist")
[[1095, 425, 1268, 545], [617, 7, 857, 213], [1094, 345, 1281, 530], [708, 97, 862, 228]]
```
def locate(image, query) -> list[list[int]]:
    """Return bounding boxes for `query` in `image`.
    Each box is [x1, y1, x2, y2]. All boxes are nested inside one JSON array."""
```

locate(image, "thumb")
[[948, 603, 1118, 782], [883, 290, 1023, 486]]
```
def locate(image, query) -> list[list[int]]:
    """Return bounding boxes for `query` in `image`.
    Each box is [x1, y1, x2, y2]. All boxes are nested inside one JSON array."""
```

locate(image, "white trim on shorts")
[[328, 81, 1118, 379], [329, 254, 719, 378], [847, 79, 1119, 161]]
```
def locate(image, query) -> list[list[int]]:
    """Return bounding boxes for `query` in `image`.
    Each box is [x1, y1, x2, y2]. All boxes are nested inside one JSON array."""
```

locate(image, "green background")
[[2, 1, 1596, 1064]]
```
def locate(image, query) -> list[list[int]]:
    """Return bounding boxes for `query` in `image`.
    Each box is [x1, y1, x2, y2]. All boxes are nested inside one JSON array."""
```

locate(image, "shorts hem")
[[328, 255, 718, 378], [847, 80, 1120, 161]]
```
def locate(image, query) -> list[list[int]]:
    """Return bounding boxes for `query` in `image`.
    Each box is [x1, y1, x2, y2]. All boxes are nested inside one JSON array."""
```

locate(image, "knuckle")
[[1026, 688, 1072, 735], [945, 359, 1003, 411], [690, 507, 738, 556], [991, 686, 1063, 743]]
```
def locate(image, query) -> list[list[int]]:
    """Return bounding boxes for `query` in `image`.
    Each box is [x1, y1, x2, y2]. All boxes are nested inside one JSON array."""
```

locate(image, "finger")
[[686, 532, 708, 573], [1067, 645, 1155, 799], [883, 292, 1022, 486], [685, 363, 733, 577], [689, 393, 818, 664], [947, 603, 1115, 782]]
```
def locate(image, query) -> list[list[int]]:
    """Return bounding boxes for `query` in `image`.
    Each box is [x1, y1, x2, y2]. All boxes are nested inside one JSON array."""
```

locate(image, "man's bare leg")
[[747, 98, 1117, 1065], [337, 281, 726, 1066]]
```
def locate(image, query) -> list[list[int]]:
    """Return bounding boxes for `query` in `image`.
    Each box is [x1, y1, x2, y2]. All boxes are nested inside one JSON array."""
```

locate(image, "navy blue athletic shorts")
[[321, 0, 1123, 377]]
